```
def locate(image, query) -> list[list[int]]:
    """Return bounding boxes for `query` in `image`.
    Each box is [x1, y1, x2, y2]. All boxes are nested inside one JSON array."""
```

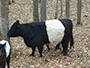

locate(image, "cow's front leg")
[[30, 47, 36, 56], [46, 45, 50, 51], [7, 54, 11, 68], [1, 62, 5, 68]]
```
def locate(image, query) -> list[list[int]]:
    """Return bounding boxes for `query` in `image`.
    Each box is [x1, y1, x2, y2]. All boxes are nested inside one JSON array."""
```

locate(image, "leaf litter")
[[7, 0, 90, 68]]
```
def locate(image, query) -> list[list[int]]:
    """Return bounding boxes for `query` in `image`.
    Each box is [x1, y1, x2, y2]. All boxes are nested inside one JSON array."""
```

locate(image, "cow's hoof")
[[29, 54, 34, 56]]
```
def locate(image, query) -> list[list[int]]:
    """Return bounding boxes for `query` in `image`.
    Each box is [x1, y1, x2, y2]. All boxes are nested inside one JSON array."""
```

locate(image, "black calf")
[[0, 42, 11, 68]]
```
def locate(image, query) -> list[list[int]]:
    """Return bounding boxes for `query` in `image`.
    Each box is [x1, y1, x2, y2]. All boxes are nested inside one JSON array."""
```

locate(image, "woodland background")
[[0, 0, 90, 68]]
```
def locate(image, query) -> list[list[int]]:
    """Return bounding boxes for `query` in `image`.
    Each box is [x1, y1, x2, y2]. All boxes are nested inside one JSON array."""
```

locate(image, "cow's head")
[[7, 20, 20, 37]]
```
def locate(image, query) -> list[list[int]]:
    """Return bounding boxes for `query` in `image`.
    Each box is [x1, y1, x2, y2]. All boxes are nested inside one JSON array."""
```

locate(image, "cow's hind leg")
[[61, 38, 69, 56], [55, 42, 60, 50], [37, 45, 43, 57], [70, 33, 74, 49], [46, 45, 50, 51]]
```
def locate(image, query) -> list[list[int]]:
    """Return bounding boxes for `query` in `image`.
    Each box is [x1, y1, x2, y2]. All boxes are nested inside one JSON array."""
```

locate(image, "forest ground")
[[6, 0, 90, 68]]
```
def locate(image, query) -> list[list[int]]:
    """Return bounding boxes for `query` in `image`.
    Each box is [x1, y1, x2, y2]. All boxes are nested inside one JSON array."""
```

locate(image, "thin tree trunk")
[[66, 0, 70, 19], [41, 0, 46, 22], [38, 0, 41, 3], [0, 0, 2, 40], [77, 0, 82, 25], [1, 0, 10, 42], [55, 0, 58, 19], [33, 0, 39, 22], [60, 0, 63, 17]]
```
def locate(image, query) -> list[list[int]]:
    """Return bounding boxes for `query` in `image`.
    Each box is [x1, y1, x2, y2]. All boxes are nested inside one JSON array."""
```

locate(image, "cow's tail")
[[70, 32, 74, 49]]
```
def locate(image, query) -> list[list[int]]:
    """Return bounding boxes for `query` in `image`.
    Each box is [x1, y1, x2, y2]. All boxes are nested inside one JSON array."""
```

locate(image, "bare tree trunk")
[[60, 0, 63, 17], [55, 0, 58, 19], [41, 0, 46, 21], [33, 0, 39, 22], [1, 0, 10, 42], [38, 0, 41, 3], [66, 0, 70, 19], [77, 0, 82, 25], [0, 0, 2, 40]]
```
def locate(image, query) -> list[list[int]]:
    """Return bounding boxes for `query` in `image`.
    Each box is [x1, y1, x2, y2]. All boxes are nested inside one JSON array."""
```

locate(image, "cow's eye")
[[11, 28, 15, 31]]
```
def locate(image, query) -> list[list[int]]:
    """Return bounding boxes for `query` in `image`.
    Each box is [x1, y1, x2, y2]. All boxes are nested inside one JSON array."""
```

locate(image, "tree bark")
[[33, 0, 39, 22], [55, 0, 58, 19], [1, 0, 10, 42], [66, 0, 70, 19], [60, 0, 63, 17], [0, 0, 2, 40], [41, 0, 46, 21], [77, 0, 82, 25]]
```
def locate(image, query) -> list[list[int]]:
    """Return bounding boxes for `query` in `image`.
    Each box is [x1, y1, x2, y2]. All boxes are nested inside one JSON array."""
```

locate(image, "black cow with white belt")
[[7, 19, 74, 57]]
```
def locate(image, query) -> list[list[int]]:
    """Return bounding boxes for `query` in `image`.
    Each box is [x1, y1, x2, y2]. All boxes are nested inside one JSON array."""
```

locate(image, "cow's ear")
[[16, 20, 20, 27], [3, 42, 6, 49], [3, 42, 6, 46]]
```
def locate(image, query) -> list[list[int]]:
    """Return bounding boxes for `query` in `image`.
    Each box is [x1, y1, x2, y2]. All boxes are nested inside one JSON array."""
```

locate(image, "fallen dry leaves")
[[8, 0, 90, 68]]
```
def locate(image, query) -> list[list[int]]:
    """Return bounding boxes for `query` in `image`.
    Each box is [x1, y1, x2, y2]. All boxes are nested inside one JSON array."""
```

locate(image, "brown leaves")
[[7, 0, 90, 68]]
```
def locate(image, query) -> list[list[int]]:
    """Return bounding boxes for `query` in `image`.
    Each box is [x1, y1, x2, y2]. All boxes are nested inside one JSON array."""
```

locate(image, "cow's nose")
[[7, 33, 11, 37]]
